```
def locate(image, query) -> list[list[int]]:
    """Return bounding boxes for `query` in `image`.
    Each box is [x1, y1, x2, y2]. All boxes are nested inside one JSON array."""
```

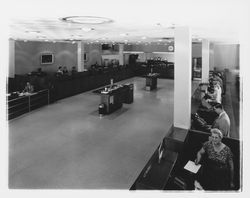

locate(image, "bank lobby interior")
[[5, 0, 245, 193]]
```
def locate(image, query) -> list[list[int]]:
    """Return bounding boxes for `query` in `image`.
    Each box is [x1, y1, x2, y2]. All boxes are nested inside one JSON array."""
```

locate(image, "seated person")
[[197, 97, 218, 125], [194, 128, 234, 190], [212, 103, 231, 137], [207, 81, 222, 104], [71, 66, 77, 75], [62, 66, 69, 75], [22, 82, 34, 93], [200, 96, 213, 110], [56, 66, 63, 76]]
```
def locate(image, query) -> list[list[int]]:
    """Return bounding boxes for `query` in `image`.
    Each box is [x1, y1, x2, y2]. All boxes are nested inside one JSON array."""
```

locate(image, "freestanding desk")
[[145, 73, 159, 91], [99, 84, 134, 115]]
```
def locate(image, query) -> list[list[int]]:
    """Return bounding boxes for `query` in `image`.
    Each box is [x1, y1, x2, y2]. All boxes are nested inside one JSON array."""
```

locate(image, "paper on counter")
[[184, 160, 201, 174]]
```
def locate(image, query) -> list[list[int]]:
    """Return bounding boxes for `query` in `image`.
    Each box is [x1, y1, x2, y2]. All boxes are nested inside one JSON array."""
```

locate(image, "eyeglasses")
[[210, 135, 220, 139]]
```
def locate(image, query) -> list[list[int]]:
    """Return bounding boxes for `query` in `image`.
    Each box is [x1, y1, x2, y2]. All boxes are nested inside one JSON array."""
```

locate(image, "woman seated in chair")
[[194, 128, 234, 190]]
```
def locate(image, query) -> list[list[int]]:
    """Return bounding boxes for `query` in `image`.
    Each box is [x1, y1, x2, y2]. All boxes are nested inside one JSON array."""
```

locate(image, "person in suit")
[[62, 66, 69, 75], [22, 82, 34, 93], [207, 81, 222, 104], [212, 103, 231, 137], [56, 66, 63, 76], [71, 66, 77, 75]]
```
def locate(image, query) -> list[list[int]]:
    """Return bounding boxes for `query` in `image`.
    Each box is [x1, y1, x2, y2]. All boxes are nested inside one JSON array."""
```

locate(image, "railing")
[[7, 89, 49, 120]]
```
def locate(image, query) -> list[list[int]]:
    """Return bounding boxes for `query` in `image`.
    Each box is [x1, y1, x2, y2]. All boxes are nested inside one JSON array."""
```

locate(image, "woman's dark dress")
[[199, 141, 233, 190]]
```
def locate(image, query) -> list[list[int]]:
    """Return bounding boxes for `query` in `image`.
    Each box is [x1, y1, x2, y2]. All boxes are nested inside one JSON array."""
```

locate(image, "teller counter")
[[7, 89, 49, 120]]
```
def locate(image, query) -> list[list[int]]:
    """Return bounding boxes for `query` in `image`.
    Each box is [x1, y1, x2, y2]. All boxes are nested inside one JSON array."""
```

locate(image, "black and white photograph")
[[1, 0, 249, 197]]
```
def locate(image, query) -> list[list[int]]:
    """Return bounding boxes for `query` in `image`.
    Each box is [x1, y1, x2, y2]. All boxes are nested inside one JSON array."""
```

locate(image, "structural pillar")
[[9, 39, 15, 78], [174, 26, 192, 129], [209, 42, 215, 71], [77, 41, 84, 72], [202, 39, 210, 83], [119, 44, 124, 66]]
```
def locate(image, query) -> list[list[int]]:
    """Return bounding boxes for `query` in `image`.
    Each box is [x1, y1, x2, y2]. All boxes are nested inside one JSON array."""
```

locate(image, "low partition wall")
[[7, 67, 135, 104], [7, 89, 49, 120], [50, 67, 134, 102]]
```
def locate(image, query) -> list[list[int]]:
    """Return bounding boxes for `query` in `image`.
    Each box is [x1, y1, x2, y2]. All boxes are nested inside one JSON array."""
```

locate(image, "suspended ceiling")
[[7, 0, 247, 44]]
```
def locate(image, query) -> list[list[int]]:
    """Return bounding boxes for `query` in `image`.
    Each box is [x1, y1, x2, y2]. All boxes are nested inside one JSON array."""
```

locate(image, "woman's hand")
[[194, 158, 199, 165]]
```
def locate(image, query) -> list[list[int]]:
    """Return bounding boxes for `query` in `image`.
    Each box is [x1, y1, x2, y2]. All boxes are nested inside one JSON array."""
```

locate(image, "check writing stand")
[[145, 69, 159, 91], [99, 79, 123, 116]]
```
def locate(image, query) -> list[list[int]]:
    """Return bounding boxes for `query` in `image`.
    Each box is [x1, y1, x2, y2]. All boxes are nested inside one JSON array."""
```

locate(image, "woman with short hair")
[[195, 128, 234, 190]]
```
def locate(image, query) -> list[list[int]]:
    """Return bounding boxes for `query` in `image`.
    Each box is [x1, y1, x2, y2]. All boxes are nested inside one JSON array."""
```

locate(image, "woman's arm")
[[195, 147, 205, 165], [228, 158, 234, 188]]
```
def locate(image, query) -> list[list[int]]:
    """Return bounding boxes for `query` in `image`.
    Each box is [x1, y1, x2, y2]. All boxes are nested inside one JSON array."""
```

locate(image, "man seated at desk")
[[62, 66, 69, 75], [22, 82, 34, 94], [55, 66, 63, 76], [207, 81, 222, 104], [71, 66, 77, 75], [211, 103, 231, 138]]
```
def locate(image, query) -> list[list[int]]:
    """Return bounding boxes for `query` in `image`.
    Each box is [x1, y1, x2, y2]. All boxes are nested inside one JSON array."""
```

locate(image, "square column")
[[119, 44, 124, 66], [174, 26, 192, 129], [202, 39, 210, 83], [9, 39, 15, 78], [209, 43, 215, 71], [77, 41, 84, 72]]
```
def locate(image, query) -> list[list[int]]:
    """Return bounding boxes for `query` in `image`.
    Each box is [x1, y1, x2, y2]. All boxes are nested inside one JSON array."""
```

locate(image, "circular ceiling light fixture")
[[61, 16, 114, 25]]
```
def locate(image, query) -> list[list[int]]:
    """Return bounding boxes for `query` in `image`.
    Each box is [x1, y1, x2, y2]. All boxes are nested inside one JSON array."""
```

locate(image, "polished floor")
[[9, 77, 198, 189]]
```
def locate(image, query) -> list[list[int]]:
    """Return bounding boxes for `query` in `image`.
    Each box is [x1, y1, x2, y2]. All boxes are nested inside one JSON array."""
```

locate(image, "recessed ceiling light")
[[61, 16, 113, 25], [37, 36, 46, 39], [81, 27, 94, 32], [25, 30, 41, 34], [120, 33, 129, 37]]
